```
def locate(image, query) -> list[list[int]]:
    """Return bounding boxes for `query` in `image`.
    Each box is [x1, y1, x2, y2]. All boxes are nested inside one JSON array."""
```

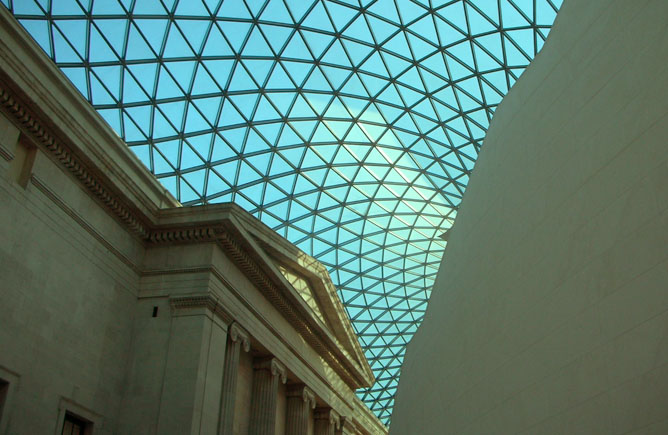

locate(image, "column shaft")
[[314, 408, 340, 435], [285, 384, 315, 435], [219, 323, 250, 435], [249, 358, 287, 435]]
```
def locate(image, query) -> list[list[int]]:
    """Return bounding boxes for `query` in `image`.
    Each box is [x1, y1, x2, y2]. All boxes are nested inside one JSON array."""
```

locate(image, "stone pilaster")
[[249, 357, 287, 435], [314, 408, 340, 435], [155, 298, 230, 434], [218, 323, 251, 435], [285, 384, 316, 435]]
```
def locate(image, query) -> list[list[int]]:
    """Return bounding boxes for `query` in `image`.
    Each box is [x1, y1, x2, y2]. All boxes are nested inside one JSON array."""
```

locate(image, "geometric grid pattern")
[[4, 0, 561, 424]]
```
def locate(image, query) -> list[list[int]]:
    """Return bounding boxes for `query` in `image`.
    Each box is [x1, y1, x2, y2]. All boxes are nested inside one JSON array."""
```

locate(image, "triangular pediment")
[[259, 240, 368, 373], [209, 205, 374, 388], [276, 263, 332, 332], [150, 203, 375, 388]]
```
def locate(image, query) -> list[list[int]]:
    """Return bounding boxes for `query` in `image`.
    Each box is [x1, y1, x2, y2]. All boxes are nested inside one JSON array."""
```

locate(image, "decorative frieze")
[[148, 226, 218, 243], [0, 86, 149, 238]]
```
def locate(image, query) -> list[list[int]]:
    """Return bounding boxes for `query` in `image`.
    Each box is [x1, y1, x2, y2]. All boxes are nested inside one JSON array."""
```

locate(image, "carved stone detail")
[[152, 225, 364, 389], [336, 416, 359, 435], [0, 86, 149, 237], [228, 322, 251, 352], [0, 81, 368, 403], [286, 384, 316, 435], [218, 322, 251, 435], [314, 408, 341, 435], [253, 357, 288, 384], [148, 227, 218, 243], [169, 294, 232, 325], [249, 357, 287, 435], [217, 230, 364, 389], [286, 384, 316, 406]]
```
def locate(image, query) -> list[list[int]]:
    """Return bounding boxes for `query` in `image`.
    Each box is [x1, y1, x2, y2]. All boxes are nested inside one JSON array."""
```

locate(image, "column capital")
[[286, 383, 316, 409], [228, 322, 251, 352], [336, 416, 360, 435], [253, 357, 287, 384], [314, 407, 340, 430]]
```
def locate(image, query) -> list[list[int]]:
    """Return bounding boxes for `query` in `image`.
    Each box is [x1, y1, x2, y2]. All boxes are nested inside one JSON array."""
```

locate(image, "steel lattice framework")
[[5, 0, 561, 424]]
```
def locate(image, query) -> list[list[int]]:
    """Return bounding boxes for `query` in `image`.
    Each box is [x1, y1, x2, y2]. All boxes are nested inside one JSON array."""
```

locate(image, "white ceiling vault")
[[4, 0, 562, 424]]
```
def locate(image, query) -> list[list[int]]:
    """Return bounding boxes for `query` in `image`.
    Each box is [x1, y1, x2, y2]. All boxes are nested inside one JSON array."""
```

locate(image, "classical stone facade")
[[0, 7, 387, 435]]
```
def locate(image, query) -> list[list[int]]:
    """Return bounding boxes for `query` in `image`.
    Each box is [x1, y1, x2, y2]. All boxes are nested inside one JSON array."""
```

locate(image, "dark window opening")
[[61, 412, 89, 435], [0, 379, 8, 422]]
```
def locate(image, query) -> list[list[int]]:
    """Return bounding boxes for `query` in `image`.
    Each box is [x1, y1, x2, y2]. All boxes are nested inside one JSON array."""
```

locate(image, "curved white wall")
[[391, 0, 668, 433]]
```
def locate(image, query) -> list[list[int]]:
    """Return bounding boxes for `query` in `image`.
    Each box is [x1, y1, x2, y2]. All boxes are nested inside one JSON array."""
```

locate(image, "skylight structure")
[[5, 0, 561, 424]]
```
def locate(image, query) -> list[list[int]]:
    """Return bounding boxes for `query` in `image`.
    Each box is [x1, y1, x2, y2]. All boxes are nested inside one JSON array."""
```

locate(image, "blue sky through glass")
[[4, 0, 562, 424]]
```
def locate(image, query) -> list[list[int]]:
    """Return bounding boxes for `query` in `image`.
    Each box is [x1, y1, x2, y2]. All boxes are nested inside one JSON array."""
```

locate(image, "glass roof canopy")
[[5, 0, 561, 424]]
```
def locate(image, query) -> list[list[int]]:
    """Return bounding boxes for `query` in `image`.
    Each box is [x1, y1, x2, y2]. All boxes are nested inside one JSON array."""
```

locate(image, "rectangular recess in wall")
[[0, 380, 8, 421], [0, 365, 19, 434], [55, 398, 100, 435], [61, 411, 92, 435], [8, 135, 37, 188]]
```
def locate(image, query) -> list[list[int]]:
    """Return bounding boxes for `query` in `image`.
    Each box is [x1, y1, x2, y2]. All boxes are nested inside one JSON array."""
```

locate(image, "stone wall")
[[0, 111, 141, 434]]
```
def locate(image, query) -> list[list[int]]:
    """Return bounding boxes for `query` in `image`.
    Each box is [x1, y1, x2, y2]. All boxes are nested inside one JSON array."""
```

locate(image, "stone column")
[[314, 408, 340, 435], [335, 416, 359, 435], [285, 384, 316, 435], [218, 323, 251, 435], [249, 357, 287, 435]]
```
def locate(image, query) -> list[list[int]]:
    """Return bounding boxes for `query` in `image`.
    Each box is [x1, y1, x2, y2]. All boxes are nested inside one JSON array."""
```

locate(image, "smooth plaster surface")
[[391, 0, 668, 433]]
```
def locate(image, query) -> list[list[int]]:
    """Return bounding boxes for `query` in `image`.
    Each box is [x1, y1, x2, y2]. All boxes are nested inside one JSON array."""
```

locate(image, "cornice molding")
[[0, 86, 150, 238], [169, 294, 232, 326], [148, 226, 218, 243], [30, 176, 140, 273], [130, 218, 371, 389], [0, 11, 385, 431], [259, 239, 373, 383], [216, 227, 368, 389]]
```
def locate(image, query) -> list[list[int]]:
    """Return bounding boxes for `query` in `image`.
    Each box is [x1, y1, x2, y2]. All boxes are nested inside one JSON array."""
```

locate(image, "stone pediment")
[[149, 204, 375, 390], [229, 205, 374, 389], [260, 238, 366, 368], [276, 263, 330, 330]]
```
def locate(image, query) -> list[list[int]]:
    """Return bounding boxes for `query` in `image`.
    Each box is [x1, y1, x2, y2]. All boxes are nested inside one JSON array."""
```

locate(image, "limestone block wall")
[[0, 112, 143, 434], [391, 0, 668, 433]]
